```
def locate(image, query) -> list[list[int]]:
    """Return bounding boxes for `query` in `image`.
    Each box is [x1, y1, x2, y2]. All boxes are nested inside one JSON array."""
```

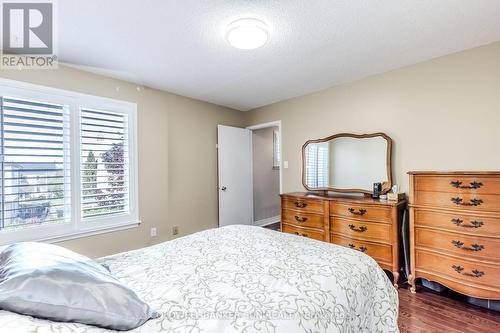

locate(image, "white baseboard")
[[254, 215, 280, 227]]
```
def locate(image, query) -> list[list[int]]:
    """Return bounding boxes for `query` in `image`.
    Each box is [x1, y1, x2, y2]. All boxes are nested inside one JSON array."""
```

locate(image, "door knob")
[[221, 186, 227, 191]]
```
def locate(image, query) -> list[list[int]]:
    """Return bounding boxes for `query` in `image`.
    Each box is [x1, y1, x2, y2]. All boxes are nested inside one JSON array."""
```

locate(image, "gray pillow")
[[0, 242, 159, 330]]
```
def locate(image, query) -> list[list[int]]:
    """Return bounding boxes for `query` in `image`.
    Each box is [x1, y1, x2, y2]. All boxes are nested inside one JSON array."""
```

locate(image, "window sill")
[[44, 221, 142, 244], [0, 220, 141, 246]]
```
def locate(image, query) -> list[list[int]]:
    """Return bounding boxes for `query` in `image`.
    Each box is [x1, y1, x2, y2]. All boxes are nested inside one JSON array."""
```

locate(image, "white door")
[[217, 125, 253, 227]]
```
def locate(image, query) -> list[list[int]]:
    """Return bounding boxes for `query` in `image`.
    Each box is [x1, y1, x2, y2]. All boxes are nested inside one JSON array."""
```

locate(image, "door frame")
[[247, 120, 283, 227]]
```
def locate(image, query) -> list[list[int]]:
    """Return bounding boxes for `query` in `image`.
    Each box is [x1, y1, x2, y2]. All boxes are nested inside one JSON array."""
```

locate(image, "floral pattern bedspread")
[[0, 225, 398, 332]]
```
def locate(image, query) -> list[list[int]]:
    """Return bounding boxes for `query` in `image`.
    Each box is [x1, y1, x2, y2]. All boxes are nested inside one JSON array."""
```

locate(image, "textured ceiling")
[[59, 0, 500, 111]]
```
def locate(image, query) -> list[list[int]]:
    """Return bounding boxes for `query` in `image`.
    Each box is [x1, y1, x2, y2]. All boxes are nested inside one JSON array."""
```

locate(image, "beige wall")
[[167, 94, 243, 237], [252, 127, 280, 221], [0, 65, 243, 258], [244, 42, 500, 194]]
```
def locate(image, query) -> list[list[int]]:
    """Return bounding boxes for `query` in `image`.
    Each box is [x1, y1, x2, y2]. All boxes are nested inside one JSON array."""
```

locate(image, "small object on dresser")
[[387, 192, 405, 201], [379, 194, 388, 200], [372, 182, 382, 198]]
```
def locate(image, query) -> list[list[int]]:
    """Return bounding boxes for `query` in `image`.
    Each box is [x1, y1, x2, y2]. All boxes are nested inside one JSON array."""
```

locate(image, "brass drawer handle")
[[294, 231, 309, 237], [451, 197, 483, 206], [294, 201, 307, 208], [294, 216, 308, 223], [451, 240, 484, 252], [451, 218, 484, 228], [348, 243, 367, 253], [452, 265, 484, 278], [348, 208, 367, 216], [348, 224, 367, 232], [450, 181, 483, 189]]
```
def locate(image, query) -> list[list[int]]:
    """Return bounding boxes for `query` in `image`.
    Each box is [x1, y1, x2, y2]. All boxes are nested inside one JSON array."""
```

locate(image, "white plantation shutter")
[[305, 143, 329, 188], [80, 108, 129, 218], [0, 97, 71, 230], [316, 144, 329, 187]]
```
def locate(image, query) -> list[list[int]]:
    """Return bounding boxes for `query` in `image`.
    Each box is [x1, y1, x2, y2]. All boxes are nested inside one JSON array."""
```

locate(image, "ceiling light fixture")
[[226, 18, 269, 50]]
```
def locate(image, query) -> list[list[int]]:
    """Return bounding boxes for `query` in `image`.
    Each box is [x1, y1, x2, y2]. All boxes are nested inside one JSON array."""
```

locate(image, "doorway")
[[247, 121, 282, 227]]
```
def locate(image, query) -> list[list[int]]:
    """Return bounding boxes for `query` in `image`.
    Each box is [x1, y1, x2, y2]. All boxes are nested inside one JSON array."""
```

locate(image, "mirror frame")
[[301, 132, 393, 195]]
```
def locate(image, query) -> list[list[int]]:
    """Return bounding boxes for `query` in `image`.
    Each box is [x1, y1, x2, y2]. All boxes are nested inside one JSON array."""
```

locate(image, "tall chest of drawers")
[[408, 172, 500, 299], [281, 192, 406, 287]]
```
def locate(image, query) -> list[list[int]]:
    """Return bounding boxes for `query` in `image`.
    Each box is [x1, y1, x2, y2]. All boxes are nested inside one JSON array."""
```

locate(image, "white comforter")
[[0, 225, 398, 332]]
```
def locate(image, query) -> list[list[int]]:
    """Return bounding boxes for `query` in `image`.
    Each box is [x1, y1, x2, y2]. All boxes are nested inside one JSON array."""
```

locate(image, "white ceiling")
[[59, 0, 500, 111]]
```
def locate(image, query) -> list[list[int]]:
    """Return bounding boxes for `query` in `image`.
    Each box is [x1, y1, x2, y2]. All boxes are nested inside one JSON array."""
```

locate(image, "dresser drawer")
[[414, 175, 500, 195], [282, 197, 324, 214], [282, 224, 325, 241], [415, 228, 500, 263], [415, 250, 500, 290], [282, 209, 324, 229], [413, 191, 500, 211], [330, 201, 392, 223], [330, 217, 391, 243], [331, 234, 392, 263], [414, 209, 500, 237]]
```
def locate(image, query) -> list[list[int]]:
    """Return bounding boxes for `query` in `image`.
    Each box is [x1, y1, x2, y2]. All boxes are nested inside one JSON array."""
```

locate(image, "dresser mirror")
[[302, 133, 392, 194]]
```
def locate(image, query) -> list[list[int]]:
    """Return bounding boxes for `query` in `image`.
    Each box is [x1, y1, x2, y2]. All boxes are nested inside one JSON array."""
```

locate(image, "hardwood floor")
[[398, 286, 500, 332], [262, 222, 280, 231]]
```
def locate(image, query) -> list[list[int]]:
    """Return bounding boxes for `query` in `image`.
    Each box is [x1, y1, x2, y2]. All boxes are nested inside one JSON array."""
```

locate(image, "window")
[[0, 79, 138, 244]]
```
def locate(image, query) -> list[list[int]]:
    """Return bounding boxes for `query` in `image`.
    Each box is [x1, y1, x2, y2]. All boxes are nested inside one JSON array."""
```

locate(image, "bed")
[[0, 225, 398, 332]]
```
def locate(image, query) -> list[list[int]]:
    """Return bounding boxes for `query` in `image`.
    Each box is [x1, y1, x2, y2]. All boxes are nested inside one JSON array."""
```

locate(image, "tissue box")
[[387, 192, 405, 201]]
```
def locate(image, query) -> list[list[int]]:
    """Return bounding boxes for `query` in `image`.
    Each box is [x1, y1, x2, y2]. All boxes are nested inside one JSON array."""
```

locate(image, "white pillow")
[[0, 242, 159, 330]]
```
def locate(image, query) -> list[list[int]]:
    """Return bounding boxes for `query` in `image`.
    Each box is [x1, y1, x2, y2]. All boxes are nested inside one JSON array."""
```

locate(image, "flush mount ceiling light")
[[226, 18, 269, 50]]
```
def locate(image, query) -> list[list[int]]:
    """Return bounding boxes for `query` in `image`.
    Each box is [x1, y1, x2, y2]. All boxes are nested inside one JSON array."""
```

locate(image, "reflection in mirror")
[[304, 135, 390, 193]]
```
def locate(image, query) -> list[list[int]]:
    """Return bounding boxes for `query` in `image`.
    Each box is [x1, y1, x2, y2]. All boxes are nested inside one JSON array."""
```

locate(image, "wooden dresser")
[[408, 172, 500, 299], [281, 192, 406, 287]]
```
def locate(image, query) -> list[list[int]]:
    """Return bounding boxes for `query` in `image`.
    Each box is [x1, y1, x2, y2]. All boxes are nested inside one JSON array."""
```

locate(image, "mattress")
[[0, 225, 399, 332]]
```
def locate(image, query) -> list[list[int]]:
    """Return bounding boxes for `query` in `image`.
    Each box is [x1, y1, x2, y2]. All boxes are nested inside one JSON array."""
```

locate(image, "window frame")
[[0, 78, 139, 245]]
